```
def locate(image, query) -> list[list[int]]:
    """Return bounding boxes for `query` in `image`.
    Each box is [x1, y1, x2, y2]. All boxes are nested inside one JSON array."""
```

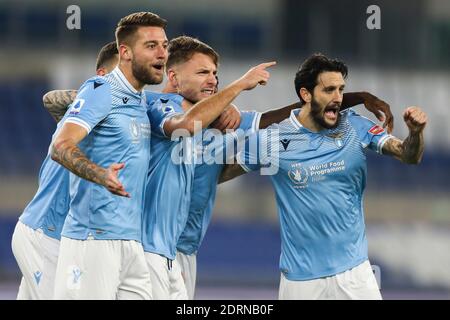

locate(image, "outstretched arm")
[[382, 107, 426, 164], [235, 92, 393, 131], [42, 90, 77, 122], [164, 62, 276, 136]]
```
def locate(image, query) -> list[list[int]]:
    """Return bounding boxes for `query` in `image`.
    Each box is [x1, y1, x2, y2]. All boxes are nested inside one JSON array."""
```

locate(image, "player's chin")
[[198, 92, 213, 101], [152, 71, 164, 82], [322, 117, 338, 129]]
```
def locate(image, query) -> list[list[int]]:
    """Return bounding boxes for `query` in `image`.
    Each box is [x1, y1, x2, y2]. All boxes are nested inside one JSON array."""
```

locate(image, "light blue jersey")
[[19, 121, 70, 240], [61, 67, 151, 241], [176, 111, 261, 255], [238, 108, 392, 280], [142, 93, 198, 259]]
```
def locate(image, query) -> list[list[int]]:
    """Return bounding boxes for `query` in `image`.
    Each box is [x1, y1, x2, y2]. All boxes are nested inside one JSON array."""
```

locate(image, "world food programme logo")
[[129, 118, 141, 143], [288, 163, 309, 187]]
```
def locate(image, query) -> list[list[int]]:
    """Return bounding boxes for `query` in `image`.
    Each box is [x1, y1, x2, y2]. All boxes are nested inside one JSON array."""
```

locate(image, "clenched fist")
[[404, 107, 427, 134]]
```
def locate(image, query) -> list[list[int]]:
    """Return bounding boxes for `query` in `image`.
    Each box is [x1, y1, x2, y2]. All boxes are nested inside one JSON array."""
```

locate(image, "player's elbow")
[[50, 136, 72, 163], [402, 153, 423, 165], [42, 91, 53, 109]]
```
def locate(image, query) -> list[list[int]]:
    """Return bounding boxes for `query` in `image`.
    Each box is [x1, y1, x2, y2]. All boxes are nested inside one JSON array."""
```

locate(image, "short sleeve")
[[144, 90, 160, 106], [347, 109, 393, 154], [238, 111, 262, 133], [64, 77, 112, 134], [147, 97, 184, 137]]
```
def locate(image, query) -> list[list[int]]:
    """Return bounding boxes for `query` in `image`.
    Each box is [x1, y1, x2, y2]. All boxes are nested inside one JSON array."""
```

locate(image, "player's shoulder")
[[78, 75, 111, 93], [341, 108, 375, 127], [149, 93, 184, 114], [340, 108, 387, 138], [274, 109, 302, 133], [156, 93, 183, 106], [144, 90, 163, 106]]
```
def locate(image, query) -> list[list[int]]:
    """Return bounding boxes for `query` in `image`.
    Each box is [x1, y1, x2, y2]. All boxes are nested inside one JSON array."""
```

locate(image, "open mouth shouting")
[[324, 104, 340, 122], [200, 88, 215, 96], [151, 62, 164, 73]]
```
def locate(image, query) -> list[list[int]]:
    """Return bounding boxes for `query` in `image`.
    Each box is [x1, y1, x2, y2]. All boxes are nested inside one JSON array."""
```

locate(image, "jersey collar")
[[112, 66, 141, 96], [289, 109, 303, 130]]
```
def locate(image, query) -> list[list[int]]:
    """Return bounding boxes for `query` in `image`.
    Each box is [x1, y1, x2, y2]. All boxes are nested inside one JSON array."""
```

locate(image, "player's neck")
[[118, 63, 144, 92], [297, 104, 325, 132], [162, 82, 177, 94]]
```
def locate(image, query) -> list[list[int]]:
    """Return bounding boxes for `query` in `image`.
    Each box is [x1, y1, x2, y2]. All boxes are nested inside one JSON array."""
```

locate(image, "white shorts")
[[11, 221, 60, 300], [279, 260, 382, 300], [53, 237, 152, 300], [145, 252, 188, 300], [176, 251, 197, 300]]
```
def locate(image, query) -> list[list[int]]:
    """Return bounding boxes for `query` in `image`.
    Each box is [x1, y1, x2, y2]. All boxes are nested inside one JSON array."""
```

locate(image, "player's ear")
[[119, 44, 132, 61], [96, 67, 107, 76], [300, 88, 311, 104], [167, 69, 178, 88]]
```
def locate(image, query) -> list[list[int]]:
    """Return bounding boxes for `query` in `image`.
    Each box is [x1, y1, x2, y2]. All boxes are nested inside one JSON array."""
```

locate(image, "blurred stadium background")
[[0, 0, 449, 299]]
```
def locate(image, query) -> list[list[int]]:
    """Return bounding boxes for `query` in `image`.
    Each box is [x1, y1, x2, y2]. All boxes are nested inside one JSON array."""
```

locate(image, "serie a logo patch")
[[368, 125, 384, 135], [69, 99, 85, 115]]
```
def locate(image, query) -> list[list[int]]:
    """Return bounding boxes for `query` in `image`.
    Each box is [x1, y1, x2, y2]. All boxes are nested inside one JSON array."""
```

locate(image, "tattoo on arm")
[[219, 163, 246, 184], [51, 142, 107, 185], [43, 90, 77, 122], [382, 132, 424, 164]]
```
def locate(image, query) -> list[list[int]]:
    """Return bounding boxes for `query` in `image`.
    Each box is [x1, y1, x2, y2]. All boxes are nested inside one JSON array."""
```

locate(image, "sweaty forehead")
[[317, 72, 345, 87]]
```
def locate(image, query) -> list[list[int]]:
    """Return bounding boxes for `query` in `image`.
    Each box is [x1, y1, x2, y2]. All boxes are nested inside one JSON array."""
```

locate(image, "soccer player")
[[220, 53, 426, 300], [143, 36, 274, 299], [176, 79, 394, 300], [51, 12, 168, 300], [10, 41, 119, 300], [144, 37, 394, 300], [41, 39, 394, 300]]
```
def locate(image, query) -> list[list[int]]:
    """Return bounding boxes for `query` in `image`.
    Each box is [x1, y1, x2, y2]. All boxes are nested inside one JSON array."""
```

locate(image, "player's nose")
[[156, 45, 168, 60], [207, 73, 218, 87], [332, 90, 343, 103]]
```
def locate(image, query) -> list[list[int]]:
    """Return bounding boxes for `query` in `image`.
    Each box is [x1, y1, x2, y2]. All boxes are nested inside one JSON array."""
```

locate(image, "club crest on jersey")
[[69, 98, 85, 115], [288, 163, 309, 187], [368, 125, 384, 135], [335, 138, 343, 148], [129, 118, 141, 143]]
